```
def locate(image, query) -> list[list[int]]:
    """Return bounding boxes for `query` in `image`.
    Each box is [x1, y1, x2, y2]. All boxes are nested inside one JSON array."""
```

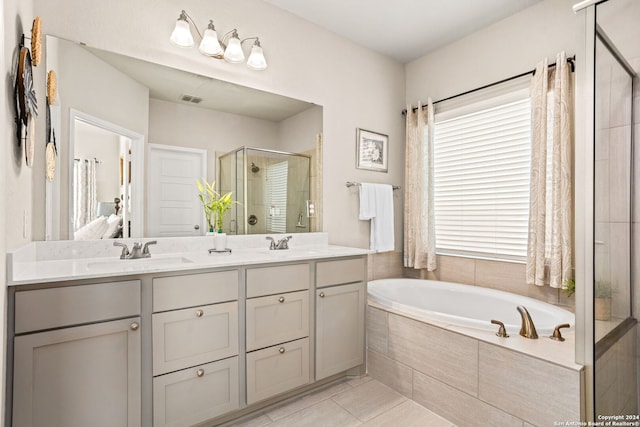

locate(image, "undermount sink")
[[86, 256, 194, 270]]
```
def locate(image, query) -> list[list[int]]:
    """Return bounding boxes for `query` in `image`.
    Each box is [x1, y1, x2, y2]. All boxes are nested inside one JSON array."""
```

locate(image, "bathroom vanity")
[[6, 233, 368, 427]]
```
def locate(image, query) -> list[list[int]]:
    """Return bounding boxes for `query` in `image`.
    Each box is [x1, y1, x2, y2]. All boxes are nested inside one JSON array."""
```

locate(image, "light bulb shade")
[[247, 44, 267, 70], [223, 37, 245, 63], [199, 29, 223, 56], [170, 20, 194, 47]]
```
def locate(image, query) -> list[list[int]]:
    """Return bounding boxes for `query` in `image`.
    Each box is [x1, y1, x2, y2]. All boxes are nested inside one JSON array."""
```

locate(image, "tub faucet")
[[517, 305, 538, 339]]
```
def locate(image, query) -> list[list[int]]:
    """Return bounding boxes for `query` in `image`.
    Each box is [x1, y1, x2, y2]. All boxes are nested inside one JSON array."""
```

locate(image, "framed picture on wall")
[[356, 128, 388, 172]]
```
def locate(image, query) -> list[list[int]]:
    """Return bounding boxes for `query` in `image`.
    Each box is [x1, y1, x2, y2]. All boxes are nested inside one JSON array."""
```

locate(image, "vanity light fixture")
[[170, 10, 267, 70]]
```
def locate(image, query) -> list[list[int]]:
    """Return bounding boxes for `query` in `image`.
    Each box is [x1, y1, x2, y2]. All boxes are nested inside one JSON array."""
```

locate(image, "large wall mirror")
[[45, 35, 323, 240]]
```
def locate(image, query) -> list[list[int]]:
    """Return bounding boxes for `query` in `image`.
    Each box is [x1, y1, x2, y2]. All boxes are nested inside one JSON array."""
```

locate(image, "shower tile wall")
[[595, 42, 633, 326], [632, 57, 640, 416]]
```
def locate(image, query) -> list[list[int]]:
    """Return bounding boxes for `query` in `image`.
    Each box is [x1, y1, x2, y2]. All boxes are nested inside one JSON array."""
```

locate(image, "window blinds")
[[266, 161, 289, 233], [433, 98, 531, 260]]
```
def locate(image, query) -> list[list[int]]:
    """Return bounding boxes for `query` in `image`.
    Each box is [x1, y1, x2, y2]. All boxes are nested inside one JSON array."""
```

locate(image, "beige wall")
[[148, 98, 280, 184]]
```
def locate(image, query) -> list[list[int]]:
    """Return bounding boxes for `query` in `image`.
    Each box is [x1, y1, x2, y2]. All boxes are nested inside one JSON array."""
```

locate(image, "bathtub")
[[368, 278, 574, 335]]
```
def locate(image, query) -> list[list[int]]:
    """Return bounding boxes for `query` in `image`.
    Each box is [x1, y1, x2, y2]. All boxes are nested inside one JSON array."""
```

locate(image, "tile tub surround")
[[367, 305, 584, 427], [404, 254, 575, 309], [7, 232, 371, 285]]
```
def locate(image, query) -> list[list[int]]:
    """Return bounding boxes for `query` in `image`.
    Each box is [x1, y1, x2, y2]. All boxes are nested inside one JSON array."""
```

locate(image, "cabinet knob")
[[196, 369, 205, 377], [278, 296, 285, 303], [195, 309, 204, 317], [319, 292, 325, 298], [130, 322, 139, 331], [279, 347, 285, 354]]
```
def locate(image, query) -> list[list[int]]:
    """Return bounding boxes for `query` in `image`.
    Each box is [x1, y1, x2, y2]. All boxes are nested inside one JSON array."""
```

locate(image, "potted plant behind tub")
[[594, 281, 613, 321], [197, 179, 238, 250], [563, 277, 614, 321]]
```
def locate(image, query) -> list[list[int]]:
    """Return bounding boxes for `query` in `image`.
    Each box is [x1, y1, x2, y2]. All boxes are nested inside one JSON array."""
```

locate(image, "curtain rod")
[[402, 55, 575, 116], [74, 157, 102, 164]]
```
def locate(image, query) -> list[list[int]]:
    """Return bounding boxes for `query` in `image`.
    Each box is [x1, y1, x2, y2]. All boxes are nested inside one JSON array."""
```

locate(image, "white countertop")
[[7, 233, 371, 286]]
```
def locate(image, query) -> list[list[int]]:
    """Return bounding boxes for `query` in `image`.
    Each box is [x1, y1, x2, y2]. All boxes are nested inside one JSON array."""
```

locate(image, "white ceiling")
[[87, 47, 315, 122], [265, 0, 542, 63]]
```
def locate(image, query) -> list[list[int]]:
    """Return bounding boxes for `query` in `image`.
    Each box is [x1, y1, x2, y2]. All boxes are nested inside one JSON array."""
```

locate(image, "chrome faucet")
[[113, 240, 157, 259], [516, 305, 538, 339], [266, 235, 293, 250]]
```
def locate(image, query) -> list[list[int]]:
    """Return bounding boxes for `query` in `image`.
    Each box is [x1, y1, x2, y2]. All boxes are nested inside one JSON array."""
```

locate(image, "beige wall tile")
[[370, 251, 404, 280], [413, 370, 523, 427], [478, 342, 581, 426], [366, 306, 388, 355], [475, 259, 526, 293], [387, 314, 478, 396], [331, 379, 406, 422], [435, 255, 475, 285], [366, 349, 413, 398]]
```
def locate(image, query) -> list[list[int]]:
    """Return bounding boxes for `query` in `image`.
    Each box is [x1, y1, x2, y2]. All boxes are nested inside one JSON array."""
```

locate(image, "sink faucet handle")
[[490, 320, 509, 338], [550, 323, 570, 342], [113, 241, 129, 259], [266, 236, 276, 250], [143, 240, 157, 255]]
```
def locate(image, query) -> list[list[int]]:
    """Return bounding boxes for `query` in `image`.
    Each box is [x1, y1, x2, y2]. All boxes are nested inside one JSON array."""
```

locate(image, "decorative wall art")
[[356, 128, 388, 172]]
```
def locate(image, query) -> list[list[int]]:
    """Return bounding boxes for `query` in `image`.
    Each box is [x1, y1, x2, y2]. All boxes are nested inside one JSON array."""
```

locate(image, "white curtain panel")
[[404, 100, 437, 270], [73, 158, 98, 230], [526, 52, 573, 287]]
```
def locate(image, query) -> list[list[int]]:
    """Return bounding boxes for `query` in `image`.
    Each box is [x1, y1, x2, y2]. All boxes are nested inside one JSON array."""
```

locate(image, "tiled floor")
[[230, 377, 456, 427]]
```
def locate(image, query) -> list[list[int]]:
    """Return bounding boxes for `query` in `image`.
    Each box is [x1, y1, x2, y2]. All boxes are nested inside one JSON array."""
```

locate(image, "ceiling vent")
[[180, 94, 203, 104]]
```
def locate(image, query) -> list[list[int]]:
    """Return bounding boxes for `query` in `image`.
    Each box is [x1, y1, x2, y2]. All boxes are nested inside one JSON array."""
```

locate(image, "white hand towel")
[[359, 183, 395, 252]]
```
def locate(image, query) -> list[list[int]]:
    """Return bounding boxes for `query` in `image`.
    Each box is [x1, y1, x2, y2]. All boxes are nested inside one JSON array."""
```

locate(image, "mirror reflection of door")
[[147, 144, 207, 237], [72, 120, 129, 240]]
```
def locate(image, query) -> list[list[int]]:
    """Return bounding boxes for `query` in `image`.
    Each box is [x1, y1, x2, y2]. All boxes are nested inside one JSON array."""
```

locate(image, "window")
[[266, 161, 289, 233], [433, 97, 532, 260]]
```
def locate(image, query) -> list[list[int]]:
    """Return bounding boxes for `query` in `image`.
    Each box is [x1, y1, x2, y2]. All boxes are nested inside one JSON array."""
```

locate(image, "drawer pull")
[[319, 292, 325, 298], [278, 296, 285, 303], [130, 322, 140, 331], [195, 309, 204, 317], [278, 347, 285, 354], [196, 369, 205, 377]]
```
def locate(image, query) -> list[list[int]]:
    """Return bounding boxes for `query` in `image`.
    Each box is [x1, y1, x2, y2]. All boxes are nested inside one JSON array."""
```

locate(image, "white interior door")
[[148, 144, 206, 237]]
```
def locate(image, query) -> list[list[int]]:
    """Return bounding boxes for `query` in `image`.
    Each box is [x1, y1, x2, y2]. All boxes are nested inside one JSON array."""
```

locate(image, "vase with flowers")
[[197, 179, 238, 250]]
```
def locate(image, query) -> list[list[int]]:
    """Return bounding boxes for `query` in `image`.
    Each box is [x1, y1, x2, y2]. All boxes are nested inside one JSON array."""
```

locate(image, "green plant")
[[595, 281, 613, 299], [196, 179, 238, 232], [563, 277, 575, 297]]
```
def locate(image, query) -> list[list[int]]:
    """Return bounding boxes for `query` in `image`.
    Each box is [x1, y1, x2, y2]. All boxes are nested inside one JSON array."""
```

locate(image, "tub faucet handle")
[[550, 323, 570, 341], [490, 320, 509, 338]]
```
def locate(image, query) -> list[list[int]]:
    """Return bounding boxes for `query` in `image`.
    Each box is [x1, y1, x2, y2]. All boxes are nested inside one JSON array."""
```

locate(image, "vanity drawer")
[[246, 290, 309, 351], [246, 263, 310, 298], [153, 270, 238, 312], [152, 301, 238, 375], [316, 257, 366, 288], [15, 280, 140, 334], [246, 337, 310, 405], [153, 356, 239, 427]]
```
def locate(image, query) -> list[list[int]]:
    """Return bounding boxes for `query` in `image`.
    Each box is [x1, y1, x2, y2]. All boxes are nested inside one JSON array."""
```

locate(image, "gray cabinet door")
[[246, 290, 309, 351], [316, 282, 365, 380], [13, 317, 141, 427], [153, 356, 239, 427], [152, 301, 239, 375], [246, 338, 310, 404]]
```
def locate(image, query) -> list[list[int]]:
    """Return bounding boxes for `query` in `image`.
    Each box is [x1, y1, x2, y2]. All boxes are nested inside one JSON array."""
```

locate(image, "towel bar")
[[346, 181, 400, 190]]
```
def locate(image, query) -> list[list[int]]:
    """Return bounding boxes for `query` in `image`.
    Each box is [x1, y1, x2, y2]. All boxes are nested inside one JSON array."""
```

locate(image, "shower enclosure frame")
[[218, 146, 312, 235]]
